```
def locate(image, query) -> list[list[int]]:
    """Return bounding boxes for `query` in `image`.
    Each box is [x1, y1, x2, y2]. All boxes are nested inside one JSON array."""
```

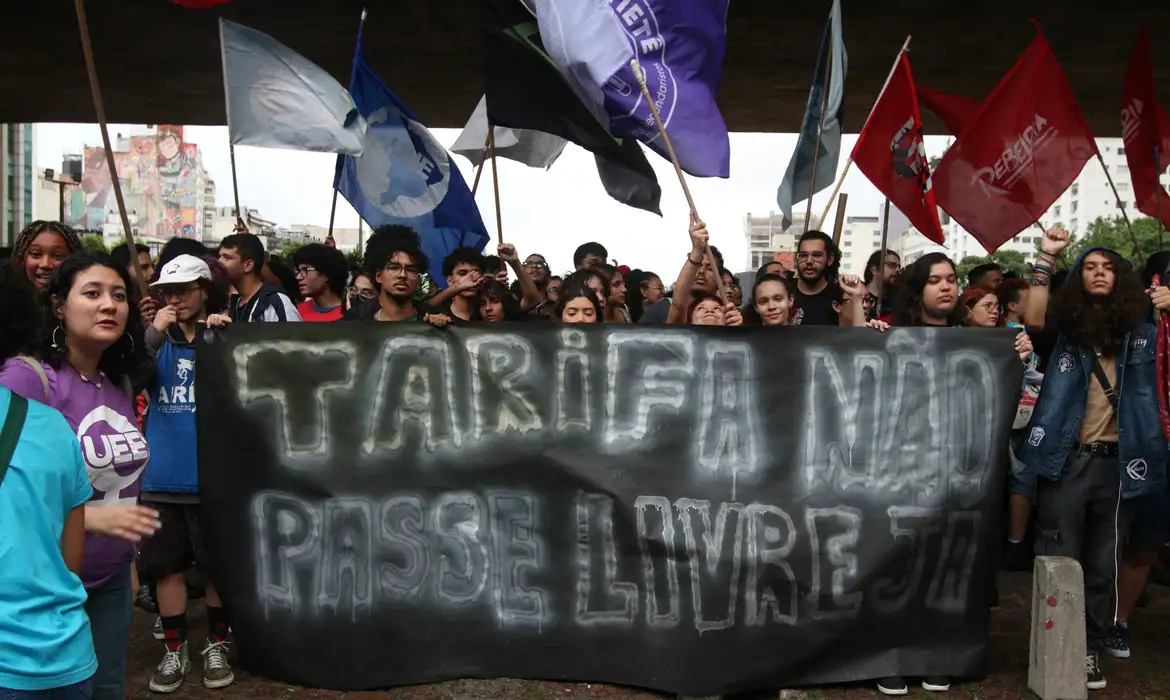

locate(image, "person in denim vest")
[[1018, 227, 1165, 692]]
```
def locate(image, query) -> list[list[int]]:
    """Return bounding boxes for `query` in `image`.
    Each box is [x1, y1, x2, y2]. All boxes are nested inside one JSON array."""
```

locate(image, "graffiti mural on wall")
[[74, 125, 202, 239]]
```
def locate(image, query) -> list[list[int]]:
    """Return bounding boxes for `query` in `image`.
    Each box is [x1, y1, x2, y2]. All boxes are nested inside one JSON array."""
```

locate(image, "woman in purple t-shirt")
[[0, 251, 159, 700]]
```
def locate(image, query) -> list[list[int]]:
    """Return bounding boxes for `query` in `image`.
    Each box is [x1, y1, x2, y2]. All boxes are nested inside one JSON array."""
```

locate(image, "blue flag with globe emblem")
[[335, 23, 489, 287]]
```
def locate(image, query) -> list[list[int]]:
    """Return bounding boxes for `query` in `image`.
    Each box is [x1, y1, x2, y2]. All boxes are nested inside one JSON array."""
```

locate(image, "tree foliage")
[[345, 247, 363, 271], [273, 240, 304, 261], [1063, 215, 1166, 267], [80, 233, 108, 254], [955, 249, 1028, 286]]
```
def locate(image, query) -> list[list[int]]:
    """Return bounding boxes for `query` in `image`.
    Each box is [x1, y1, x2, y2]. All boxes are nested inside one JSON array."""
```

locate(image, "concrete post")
[[1029, 556, 1087, 700]]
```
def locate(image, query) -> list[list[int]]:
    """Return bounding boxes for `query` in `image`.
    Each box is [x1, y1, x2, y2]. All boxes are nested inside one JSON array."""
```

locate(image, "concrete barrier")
[[1029, 556, 1087, 700]]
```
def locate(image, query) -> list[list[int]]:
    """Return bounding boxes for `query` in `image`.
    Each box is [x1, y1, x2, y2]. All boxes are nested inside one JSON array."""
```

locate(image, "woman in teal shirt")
[[0, 265, 96, 698]]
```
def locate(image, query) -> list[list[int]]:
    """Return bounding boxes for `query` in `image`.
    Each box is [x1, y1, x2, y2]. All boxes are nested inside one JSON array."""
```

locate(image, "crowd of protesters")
[[0, 216, 1168, 698]]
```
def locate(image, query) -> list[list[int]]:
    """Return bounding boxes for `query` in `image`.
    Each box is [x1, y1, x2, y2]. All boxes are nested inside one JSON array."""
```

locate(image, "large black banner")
[[196, 324, 1022, 695]]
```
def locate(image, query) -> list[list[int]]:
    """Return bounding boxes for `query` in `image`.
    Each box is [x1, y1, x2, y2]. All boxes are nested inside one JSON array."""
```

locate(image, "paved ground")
[[124, 572, 1170, 699]]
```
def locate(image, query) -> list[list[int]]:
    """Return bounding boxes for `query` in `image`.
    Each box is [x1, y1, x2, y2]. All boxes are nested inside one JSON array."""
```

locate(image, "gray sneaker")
[[149, 643, 190, 693], [202, 639, 235, 689]]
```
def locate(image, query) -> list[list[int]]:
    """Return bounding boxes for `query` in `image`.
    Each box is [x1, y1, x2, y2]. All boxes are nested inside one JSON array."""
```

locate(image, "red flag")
[[169, 0, 231, 8], [918, 86, 981, 137], [851, 53, 945, 244], [934, 25, 1098, 254], [1122, 25, 1170, 230]]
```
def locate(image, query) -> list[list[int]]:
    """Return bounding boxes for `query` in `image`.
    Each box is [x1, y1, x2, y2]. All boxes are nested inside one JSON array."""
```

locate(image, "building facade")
[[1, 123, 35, 245], [67, 125, 217, 248], [893, 137, 1142, 270], [741, 211, 821, 272]]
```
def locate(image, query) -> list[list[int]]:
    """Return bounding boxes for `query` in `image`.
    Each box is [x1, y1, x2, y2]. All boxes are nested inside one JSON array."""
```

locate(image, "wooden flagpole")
[[830, 193, 848, 246], [817, 35, 913, 226], [1096, 152, 1145, 264], [630, 59, 728, 303], [470, 130, 491, 197], [803, 47, 834, 233], [74, 0, 149, 299], [488, 129, 508, 277]]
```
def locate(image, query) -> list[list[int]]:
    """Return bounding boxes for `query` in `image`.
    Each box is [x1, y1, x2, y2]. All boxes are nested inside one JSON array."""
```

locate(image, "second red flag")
[[934, 26, 1097, 254], [851, 52, 945, 245]]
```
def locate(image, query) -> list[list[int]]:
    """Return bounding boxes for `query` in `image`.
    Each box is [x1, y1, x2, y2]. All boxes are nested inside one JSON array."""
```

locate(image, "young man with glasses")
[[343, 226, 451, 326], [791, 230, 842, 326], [291, 243, 348, 322]]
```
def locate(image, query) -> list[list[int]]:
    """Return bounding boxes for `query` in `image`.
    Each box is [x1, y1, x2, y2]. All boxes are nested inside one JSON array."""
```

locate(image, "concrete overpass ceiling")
[[2, 0, 1165, 136]]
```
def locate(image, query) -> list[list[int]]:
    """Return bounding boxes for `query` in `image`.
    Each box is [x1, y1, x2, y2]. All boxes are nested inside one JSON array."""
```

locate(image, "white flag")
[[451, 96, 566, 169], [220, 18, 366, 155]]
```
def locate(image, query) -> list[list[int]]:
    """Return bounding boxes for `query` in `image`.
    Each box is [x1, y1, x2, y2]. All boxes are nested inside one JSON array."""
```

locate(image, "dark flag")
[[851, 52, 944, 244], [775, 0, 847, 230], [1122, 25, 1170, 230], [483, 0, 662, 214]]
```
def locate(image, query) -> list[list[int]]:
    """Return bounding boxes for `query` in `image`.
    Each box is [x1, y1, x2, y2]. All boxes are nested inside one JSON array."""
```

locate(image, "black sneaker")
[[922, 676, 951, 692], [1086, 652, 1106, 690], [1104, 622, 1130, 659], [136, 584, 159, 613], [877, 677, 909, 696]]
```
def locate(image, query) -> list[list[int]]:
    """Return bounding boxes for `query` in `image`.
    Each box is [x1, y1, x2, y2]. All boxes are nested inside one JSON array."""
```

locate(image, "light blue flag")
[[219, 18, 366, 155], [335, 23, 489, 287]]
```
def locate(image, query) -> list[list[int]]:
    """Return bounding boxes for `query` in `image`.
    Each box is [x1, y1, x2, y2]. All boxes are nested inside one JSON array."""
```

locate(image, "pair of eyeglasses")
[[384, 262, 421, 277], [796, 251, 827, 261], [349, 287, 376, 301], [295, 265, 317, 277], [523, 260, 548, 269]]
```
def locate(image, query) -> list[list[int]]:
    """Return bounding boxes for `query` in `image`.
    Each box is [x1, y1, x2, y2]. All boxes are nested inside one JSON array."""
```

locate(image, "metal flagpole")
[[875, 197, 891, 315], [1097, 151, 1145, 264], [1156, 145, 1165, 250]]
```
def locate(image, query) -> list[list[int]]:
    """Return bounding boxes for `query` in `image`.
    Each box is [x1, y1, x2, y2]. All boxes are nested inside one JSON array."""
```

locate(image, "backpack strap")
[[0, 392, 30, 488], [15, 355, 50, 402]]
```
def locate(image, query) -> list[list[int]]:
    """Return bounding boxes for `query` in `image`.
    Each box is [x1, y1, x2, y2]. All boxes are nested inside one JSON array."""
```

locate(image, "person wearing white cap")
[[137, 254, 236, 693]]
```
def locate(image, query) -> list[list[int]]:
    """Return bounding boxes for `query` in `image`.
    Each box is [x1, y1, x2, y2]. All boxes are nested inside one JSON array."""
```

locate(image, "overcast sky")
[[35, 123, 951, 273]]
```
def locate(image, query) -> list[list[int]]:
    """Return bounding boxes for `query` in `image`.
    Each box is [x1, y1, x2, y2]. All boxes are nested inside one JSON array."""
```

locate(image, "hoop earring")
[[51, 325, 66, 351]]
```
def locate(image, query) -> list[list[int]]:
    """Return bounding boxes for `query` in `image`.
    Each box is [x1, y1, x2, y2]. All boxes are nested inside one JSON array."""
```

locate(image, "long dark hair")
[[0, 264, 39, 362], [893, 252, 959, 327], [624, 269, 656, 322], [38, 251, 151, 391], [1053, 248, 1147, 351]]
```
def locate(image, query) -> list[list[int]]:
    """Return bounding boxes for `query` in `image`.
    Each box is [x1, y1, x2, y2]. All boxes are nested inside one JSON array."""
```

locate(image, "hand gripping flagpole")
[[74, 0, 149, 300], [630, 59, 727, 304], [817, 35, 913, 227]]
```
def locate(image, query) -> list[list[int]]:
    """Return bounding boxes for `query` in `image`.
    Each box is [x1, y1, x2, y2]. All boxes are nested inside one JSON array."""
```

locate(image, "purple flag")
[[601, 0, 731, 178]]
